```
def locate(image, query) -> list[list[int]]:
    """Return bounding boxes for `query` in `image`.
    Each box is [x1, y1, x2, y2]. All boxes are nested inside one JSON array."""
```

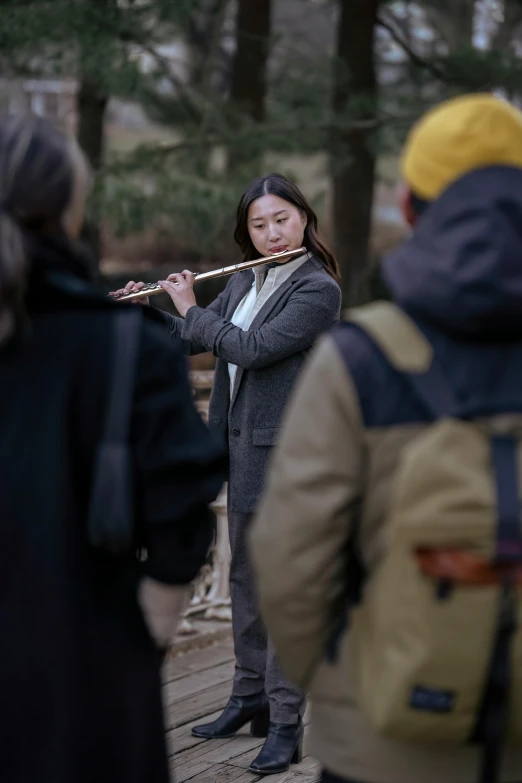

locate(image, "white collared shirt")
[[228, 251, 311, 396]]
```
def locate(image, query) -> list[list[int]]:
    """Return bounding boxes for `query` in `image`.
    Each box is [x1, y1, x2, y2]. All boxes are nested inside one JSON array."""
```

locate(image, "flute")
[[110, 247, 307, 302]]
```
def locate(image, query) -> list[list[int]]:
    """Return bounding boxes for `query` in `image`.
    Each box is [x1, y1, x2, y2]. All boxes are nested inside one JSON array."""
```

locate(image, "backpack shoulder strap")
[[327, 302, 452, 662], [342, 301, 458, 420], [345, 301, 432, 373]]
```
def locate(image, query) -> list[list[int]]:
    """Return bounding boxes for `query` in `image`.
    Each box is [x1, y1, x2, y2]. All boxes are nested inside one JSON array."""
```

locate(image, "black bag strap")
[[475, 435, 521, 783], [103, 309, 141, 443], [474, 570, 517, 783], [491, 436, 522, 564], [88, 309, 141, 553]]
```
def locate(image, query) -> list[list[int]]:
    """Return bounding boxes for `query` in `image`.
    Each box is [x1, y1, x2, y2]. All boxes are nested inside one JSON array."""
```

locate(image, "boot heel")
[[291, 732, 303, 765], [250, 708, 270, 738]]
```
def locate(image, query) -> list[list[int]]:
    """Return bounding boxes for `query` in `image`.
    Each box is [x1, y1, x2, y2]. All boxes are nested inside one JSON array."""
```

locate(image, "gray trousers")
[[228, 511, 305, 724]]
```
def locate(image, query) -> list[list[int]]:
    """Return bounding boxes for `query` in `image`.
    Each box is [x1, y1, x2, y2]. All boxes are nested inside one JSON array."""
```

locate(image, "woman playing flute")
[[113, 173, 341, 775]]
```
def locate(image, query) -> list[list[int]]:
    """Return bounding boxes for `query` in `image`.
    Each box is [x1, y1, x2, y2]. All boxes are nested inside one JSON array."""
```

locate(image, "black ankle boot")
[[191, 693, 270, 739], [248, 717, 303, 775]]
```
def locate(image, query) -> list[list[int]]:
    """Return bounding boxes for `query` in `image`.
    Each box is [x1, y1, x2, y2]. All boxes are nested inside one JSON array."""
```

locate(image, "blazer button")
[[232, 428, 241, 436]]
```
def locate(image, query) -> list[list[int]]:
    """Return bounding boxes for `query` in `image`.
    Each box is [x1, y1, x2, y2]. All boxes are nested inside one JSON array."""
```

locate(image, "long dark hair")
[[233, 173, 341, 283]]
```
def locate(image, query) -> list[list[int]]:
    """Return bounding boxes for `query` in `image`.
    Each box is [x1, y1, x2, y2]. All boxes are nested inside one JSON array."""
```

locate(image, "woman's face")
[[247, 194, 307, 257]]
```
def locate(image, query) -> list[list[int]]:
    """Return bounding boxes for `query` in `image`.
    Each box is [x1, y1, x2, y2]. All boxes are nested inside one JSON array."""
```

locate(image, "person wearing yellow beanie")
[[248, 91, 522, 783], [385, 91, 522, 336], [399, 92, 522, 225]]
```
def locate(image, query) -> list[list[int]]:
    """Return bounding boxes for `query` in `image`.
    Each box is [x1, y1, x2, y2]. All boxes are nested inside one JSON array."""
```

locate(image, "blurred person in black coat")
[[0, 115, 227, 783]]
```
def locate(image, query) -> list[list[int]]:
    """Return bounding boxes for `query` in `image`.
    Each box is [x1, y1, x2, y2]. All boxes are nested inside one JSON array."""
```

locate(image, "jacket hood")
[[384, 166, 522, 339]]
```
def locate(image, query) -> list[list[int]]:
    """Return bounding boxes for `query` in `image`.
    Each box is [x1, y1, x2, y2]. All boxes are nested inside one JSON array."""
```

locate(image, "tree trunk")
[[447, 0, 475, 48], [227, 0, 271, 176], [491, 0, 522, 50], [189, 0, 232, 92], [75, 0, 115, 267], [331, 0, 379, 306], [422, 0, 476, 49], [189, 0, 232, 177], [76, 76, 108, 268], [77, 78, 107, 172]]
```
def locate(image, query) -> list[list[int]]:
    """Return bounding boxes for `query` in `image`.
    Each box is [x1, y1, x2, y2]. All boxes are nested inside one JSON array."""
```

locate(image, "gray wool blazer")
[[160, 255, 341, 512]]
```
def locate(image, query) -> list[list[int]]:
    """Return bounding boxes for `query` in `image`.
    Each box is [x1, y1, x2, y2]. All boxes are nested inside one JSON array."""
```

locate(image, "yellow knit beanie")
[[401, 93, 522, 200]]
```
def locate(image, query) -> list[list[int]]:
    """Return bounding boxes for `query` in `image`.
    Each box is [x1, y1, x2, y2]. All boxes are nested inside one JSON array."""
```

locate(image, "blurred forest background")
[[1, 0, 521, 325]]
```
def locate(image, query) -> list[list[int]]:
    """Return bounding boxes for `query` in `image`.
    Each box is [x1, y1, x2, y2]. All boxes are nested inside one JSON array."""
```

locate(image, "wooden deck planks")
[[164, 640, 320, 783], [164, 661, 235, 706], [163, 642, 235, 686], [164, 679, 232, 731]]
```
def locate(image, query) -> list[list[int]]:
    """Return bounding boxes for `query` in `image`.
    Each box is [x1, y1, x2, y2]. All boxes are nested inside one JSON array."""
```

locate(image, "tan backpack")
[[343, 302, 522, 783]]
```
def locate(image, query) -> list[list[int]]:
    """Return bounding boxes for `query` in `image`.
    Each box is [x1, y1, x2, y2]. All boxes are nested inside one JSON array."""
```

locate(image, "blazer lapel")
[[229, 256, 322, 411], [247, 256, 320, 332]]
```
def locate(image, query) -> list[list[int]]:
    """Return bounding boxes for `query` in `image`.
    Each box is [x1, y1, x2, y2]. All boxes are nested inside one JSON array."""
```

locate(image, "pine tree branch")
[[104, 114, 385, 177], [78, 3, 203, 121]]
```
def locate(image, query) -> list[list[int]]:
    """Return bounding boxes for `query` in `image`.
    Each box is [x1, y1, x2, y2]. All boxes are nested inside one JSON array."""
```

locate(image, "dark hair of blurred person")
[[0, 115, 226, 783]]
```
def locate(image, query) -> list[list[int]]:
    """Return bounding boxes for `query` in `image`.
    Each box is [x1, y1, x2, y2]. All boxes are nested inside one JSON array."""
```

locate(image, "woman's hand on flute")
[[109, 280, 150, 306], [158, 271, 197, 318]]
